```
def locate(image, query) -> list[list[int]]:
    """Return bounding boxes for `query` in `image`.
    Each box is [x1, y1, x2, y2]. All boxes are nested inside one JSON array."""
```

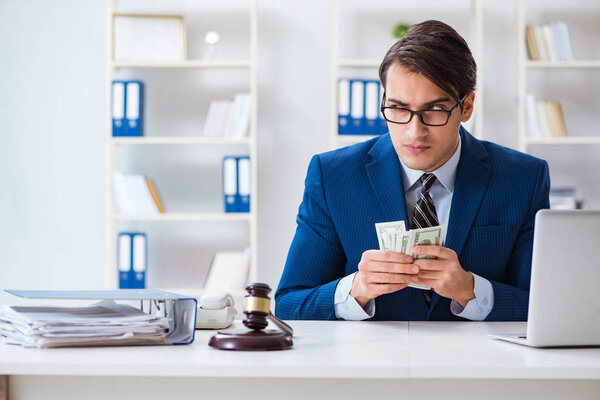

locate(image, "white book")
[[227, 93, 250, 138], [202, 101, 219, 137], [536, 101, 552, 138], [525, 93, 542, 138], [533, 25, 549, 61], [113, 173, 158, 216], [558, 21, 574, 61], [113, 172, 130, 214], [541, 24, 558, 62], [130, 174, 159, 216], [217, 100, 233, 137], [550, 22, 565, 61]]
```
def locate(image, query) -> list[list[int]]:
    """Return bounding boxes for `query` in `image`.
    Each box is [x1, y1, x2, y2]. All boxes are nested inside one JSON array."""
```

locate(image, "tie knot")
[[419, 173, 437, 194]]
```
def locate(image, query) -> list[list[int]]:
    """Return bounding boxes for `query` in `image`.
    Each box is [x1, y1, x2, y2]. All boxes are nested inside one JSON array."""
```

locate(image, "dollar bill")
[[374, 221, 446, 290], [375, 221, 406, 250]]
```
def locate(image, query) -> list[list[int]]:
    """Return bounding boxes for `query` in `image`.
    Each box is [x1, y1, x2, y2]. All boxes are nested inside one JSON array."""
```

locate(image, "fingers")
[[369, 283, 408, 296], [367, 272, 417, 285], [412, 245, 456, 260], [363, 250, 413, 264], [359, 250, 415, 274]]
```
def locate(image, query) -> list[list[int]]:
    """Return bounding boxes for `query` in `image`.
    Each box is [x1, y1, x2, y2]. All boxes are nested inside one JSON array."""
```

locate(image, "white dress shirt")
[[334, 136, 494, 321]]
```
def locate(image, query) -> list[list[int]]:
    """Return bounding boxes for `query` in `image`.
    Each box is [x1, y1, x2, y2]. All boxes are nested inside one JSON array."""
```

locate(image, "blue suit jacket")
[[275, 127, 550, 321]]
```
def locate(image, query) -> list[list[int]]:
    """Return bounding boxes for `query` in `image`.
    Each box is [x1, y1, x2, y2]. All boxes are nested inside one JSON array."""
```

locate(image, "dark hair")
[[379, 20, 476, 106]]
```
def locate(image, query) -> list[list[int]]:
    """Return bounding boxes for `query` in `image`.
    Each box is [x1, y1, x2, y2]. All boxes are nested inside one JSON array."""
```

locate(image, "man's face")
[[383, 63, 474, 172]]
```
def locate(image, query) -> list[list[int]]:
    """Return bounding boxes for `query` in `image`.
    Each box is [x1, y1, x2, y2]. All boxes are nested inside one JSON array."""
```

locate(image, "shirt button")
[[477, 307, 484, 314], [482, 298, 489, 306]]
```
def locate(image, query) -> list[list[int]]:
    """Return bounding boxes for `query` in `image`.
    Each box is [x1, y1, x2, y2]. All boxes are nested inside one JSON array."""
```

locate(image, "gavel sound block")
[[208, 283, 294, 351]]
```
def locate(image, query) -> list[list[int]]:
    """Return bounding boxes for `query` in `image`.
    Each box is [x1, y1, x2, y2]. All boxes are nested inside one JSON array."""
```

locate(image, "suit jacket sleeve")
[[274, 155, 347, 320], [485, 160, 550, 321]]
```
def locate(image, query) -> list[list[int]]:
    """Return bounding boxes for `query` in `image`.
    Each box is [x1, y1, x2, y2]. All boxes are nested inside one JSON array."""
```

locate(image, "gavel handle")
[[268, 313, 294, 337]]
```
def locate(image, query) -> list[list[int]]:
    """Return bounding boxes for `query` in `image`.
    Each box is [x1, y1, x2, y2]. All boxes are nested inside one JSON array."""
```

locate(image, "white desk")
[[1, 321, 599, 400]]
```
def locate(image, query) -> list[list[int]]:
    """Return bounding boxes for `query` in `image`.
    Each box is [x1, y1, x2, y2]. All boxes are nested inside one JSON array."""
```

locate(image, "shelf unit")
[[105, 0, 258, 298], [515, 0, 600, 151], [330, 0, 484, 149]]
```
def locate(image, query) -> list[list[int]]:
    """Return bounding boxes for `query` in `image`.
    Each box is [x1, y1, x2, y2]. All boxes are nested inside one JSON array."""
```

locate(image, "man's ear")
[[460, 92, 475, 122]]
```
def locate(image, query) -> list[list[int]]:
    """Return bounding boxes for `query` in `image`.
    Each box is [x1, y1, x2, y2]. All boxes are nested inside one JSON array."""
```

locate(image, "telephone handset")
[[195, 291, 237, 329]]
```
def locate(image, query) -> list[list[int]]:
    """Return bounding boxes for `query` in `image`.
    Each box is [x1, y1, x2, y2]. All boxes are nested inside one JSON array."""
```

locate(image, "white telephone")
[[195, 292, 237, 329]]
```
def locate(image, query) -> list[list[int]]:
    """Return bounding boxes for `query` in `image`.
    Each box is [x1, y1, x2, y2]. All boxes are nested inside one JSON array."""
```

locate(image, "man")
[[275, 20, 550, 321]]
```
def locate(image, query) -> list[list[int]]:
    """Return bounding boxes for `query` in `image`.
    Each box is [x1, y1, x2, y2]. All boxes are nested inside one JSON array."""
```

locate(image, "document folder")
[[4, 289, 197, 345]]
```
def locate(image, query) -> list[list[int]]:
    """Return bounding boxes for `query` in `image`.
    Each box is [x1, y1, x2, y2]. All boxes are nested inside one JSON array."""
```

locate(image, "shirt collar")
[[399, 135, 462, 194]]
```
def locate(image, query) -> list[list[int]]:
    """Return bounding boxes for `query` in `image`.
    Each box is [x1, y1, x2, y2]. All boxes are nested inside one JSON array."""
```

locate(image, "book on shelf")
[[222, 155, 251, 213], [338, 78, 387, 136], [202, 93, 250, 138], [550, 187, 583, 210], [525, 94, 567, 138], [113, 172, 166, 216], [112, 80, 143, 137], [203, 247, 251, 292], [118, 232, 147, 289], [525, 22, 573, 62]]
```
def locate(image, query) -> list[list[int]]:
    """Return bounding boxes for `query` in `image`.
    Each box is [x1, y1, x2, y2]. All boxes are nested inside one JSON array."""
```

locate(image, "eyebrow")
[[386, 97, 452, 107]]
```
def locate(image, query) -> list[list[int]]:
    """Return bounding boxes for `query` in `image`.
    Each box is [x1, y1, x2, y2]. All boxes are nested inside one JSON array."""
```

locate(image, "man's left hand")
[[410, 245, 475, 307]]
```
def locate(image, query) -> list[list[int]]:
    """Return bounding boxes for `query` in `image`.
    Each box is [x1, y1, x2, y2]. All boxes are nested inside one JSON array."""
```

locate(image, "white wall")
[[1, 0, 599, 304]]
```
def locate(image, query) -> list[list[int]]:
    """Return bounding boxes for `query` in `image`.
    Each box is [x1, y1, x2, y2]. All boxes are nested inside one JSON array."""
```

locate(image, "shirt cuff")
[[334, 272, 375, 320], [450, 273, 494, 321]]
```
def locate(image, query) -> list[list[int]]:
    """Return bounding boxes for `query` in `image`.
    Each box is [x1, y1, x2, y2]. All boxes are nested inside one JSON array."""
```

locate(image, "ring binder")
[[4, 289, 197, 345]]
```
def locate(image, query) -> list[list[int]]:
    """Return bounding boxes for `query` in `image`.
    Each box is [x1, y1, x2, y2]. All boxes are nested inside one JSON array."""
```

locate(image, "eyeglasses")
[[380, 95, 465, 127]]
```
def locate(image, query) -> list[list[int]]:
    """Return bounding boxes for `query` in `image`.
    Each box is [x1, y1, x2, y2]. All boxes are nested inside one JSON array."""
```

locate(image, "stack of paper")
[[0, 300, 169, 348]]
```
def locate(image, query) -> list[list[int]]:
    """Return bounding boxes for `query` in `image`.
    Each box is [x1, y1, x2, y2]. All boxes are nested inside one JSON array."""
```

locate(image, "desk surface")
[[1, 321, 599, 379]]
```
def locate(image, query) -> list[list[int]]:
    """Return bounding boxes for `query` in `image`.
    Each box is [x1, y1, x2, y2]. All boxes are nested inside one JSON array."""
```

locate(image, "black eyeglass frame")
[[380, 93, 468, 127]]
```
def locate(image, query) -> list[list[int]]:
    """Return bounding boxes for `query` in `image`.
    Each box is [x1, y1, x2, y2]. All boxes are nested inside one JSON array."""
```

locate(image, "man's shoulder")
[[478, 138, 547, 170]]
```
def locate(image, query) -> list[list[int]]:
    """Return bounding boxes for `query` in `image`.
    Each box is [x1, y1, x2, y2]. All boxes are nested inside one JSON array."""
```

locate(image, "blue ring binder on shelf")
[[5, 289, 197, 345]]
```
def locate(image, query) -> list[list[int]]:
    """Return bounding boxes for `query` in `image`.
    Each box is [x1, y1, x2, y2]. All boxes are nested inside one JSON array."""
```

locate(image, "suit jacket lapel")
[[428, 128, 490, 316], [366, 134, 409, 226], [445, 129, 491, 256]]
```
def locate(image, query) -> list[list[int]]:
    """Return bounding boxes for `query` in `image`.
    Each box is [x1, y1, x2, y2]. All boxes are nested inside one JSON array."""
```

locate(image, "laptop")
[[488, 209, 600, 347]]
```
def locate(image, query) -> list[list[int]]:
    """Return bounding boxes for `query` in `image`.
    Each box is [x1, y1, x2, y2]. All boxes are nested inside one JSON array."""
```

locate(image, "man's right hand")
[[350, 250, 418, 307]]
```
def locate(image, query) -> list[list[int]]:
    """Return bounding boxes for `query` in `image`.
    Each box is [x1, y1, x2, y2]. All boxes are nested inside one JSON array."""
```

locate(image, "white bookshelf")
[[114, 213, 253, 222], [111, 60, 252, 69], [330, 0, 484, 149], [515, 0, 600, 151], [111, 137, 251, 145], [105, 0, 258, 296]]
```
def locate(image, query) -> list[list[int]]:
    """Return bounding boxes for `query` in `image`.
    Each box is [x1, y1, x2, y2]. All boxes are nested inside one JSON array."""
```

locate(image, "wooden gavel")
[[208, 283, 293, 351]]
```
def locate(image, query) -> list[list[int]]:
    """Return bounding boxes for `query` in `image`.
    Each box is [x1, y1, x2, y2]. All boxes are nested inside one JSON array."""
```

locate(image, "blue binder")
[[112, 81, 126, 137], [117, 232, 133, 289], [223, 156, 238, 213], [338, 79, 351, 135], [125, 81, 143, 136], [237, 156, 251, 213], [132, 233, 147, 289], [350, 80, 365, 135], [364, 80, 380, 136], [378, 82, 388, 133]]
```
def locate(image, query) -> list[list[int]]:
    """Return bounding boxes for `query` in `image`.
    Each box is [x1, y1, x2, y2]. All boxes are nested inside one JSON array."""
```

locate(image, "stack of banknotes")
[[375, 221, 446, 290]]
